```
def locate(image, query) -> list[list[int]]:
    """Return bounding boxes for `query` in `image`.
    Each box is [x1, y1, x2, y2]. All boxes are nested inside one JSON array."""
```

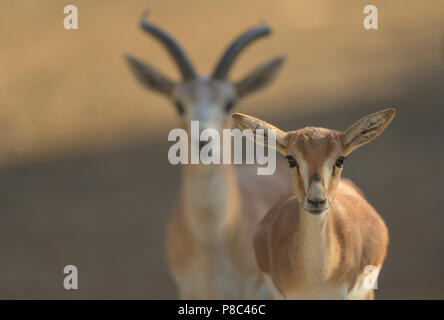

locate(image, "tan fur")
[[255, 180, 388, 299], [232, 109, 394, 300], [166, 161, 289, 299]]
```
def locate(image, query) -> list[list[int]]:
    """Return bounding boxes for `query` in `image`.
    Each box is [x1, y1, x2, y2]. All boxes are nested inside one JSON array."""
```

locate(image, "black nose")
[[307, 197, 327, 206]]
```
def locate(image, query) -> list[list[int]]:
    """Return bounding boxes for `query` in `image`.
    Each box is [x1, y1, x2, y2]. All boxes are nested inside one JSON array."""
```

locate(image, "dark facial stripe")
[[310, 172, 321, 182]]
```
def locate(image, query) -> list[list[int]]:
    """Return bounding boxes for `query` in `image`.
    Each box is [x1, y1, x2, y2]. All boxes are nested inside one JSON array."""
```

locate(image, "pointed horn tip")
[[256, 23, 272, 34], [139, 11, 152, 27]]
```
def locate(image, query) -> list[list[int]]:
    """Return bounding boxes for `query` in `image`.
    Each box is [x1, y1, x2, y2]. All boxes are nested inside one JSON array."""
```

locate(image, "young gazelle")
[[232, 109, 395, 299], [125, 15, 289, 299]]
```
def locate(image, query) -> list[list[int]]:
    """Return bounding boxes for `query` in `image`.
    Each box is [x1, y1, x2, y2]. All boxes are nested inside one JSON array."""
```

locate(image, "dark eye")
[[224, 100, 235, 112], [174, 101, 185, 115], [335, 156, 346, 168], [285, 155, 298, 168]]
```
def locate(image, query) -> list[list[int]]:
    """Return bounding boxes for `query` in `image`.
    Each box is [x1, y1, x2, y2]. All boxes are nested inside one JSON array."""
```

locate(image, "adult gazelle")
[[125, 14, 289, 299], [232, 109, 394, 299]]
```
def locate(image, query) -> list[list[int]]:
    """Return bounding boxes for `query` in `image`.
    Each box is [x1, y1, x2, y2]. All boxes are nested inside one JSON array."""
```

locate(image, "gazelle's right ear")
[[125, 54, 175, 97], [232, 113, 288, 154]]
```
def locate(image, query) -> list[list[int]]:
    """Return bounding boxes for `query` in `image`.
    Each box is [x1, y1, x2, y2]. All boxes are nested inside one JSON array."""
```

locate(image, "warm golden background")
[[0, 0, 443, 298]]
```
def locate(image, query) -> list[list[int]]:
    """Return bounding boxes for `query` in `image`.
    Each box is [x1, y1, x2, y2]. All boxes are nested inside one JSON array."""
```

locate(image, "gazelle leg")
[[364, 290, 375, 300]]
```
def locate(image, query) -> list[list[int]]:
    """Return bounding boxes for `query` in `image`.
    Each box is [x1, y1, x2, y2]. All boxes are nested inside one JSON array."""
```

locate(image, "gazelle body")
[[125, 14, 288, 299], [168, 163, 287, 299], [232, 109, 394, 299]]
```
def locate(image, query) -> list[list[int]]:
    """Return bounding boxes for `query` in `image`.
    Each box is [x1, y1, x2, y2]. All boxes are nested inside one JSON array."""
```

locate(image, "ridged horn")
[[212, 24, 271, 80], [140, 13, 196, 81]]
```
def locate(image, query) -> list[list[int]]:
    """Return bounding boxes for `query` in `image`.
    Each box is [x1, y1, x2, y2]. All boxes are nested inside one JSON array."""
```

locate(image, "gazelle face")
[[232, 108, 395, 215], [285, 128, 344, 214], [173, 78, 236, 148]]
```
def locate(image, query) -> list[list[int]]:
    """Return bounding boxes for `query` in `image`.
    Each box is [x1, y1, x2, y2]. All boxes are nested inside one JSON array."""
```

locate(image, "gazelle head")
[[125, 14, 285, 150], [232, 109, 395, 214]]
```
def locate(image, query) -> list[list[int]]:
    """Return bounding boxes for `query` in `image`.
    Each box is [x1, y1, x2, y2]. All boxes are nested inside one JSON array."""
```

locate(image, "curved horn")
[[140, 13, 197, 81], [212, 24, 271, 80]]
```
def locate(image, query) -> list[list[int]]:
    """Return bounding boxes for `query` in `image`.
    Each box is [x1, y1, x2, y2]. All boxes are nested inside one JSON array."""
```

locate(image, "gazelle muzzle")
[[304, 180, 328, 213]]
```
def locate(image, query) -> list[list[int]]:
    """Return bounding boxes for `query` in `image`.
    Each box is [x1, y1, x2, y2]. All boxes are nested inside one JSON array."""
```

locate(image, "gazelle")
[[232, 108, 395, 299], [125, 14, 289, 299]]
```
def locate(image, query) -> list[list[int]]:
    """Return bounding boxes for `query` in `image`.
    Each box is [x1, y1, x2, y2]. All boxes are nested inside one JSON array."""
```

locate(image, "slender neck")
[[180, 163, 241, 243], [295, 208, 332, 284]]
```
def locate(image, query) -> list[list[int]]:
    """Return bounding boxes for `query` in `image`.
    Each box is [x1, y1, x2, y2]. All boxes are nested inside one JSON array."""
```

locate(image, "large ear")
[[341, 108, 395, 156], [235, 56, 285, 99], [232, 113, 288, 154], [125, 54, 175, 97]]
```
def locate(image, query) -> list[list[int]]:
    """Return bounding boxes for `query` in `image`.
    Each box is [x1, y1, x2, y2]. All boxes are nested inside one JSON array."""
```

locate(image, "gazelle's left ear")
[[235, 56, 285, 99], [232, 113, 288, 154], [125, 54, 175, 97], [341, 108, 395, 156]]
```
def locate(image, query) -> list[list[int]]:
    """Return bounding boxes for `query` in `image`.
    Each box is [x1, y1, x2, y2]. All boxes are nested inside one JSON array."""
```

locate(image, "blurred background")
[[0, 0, 443, 298]]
